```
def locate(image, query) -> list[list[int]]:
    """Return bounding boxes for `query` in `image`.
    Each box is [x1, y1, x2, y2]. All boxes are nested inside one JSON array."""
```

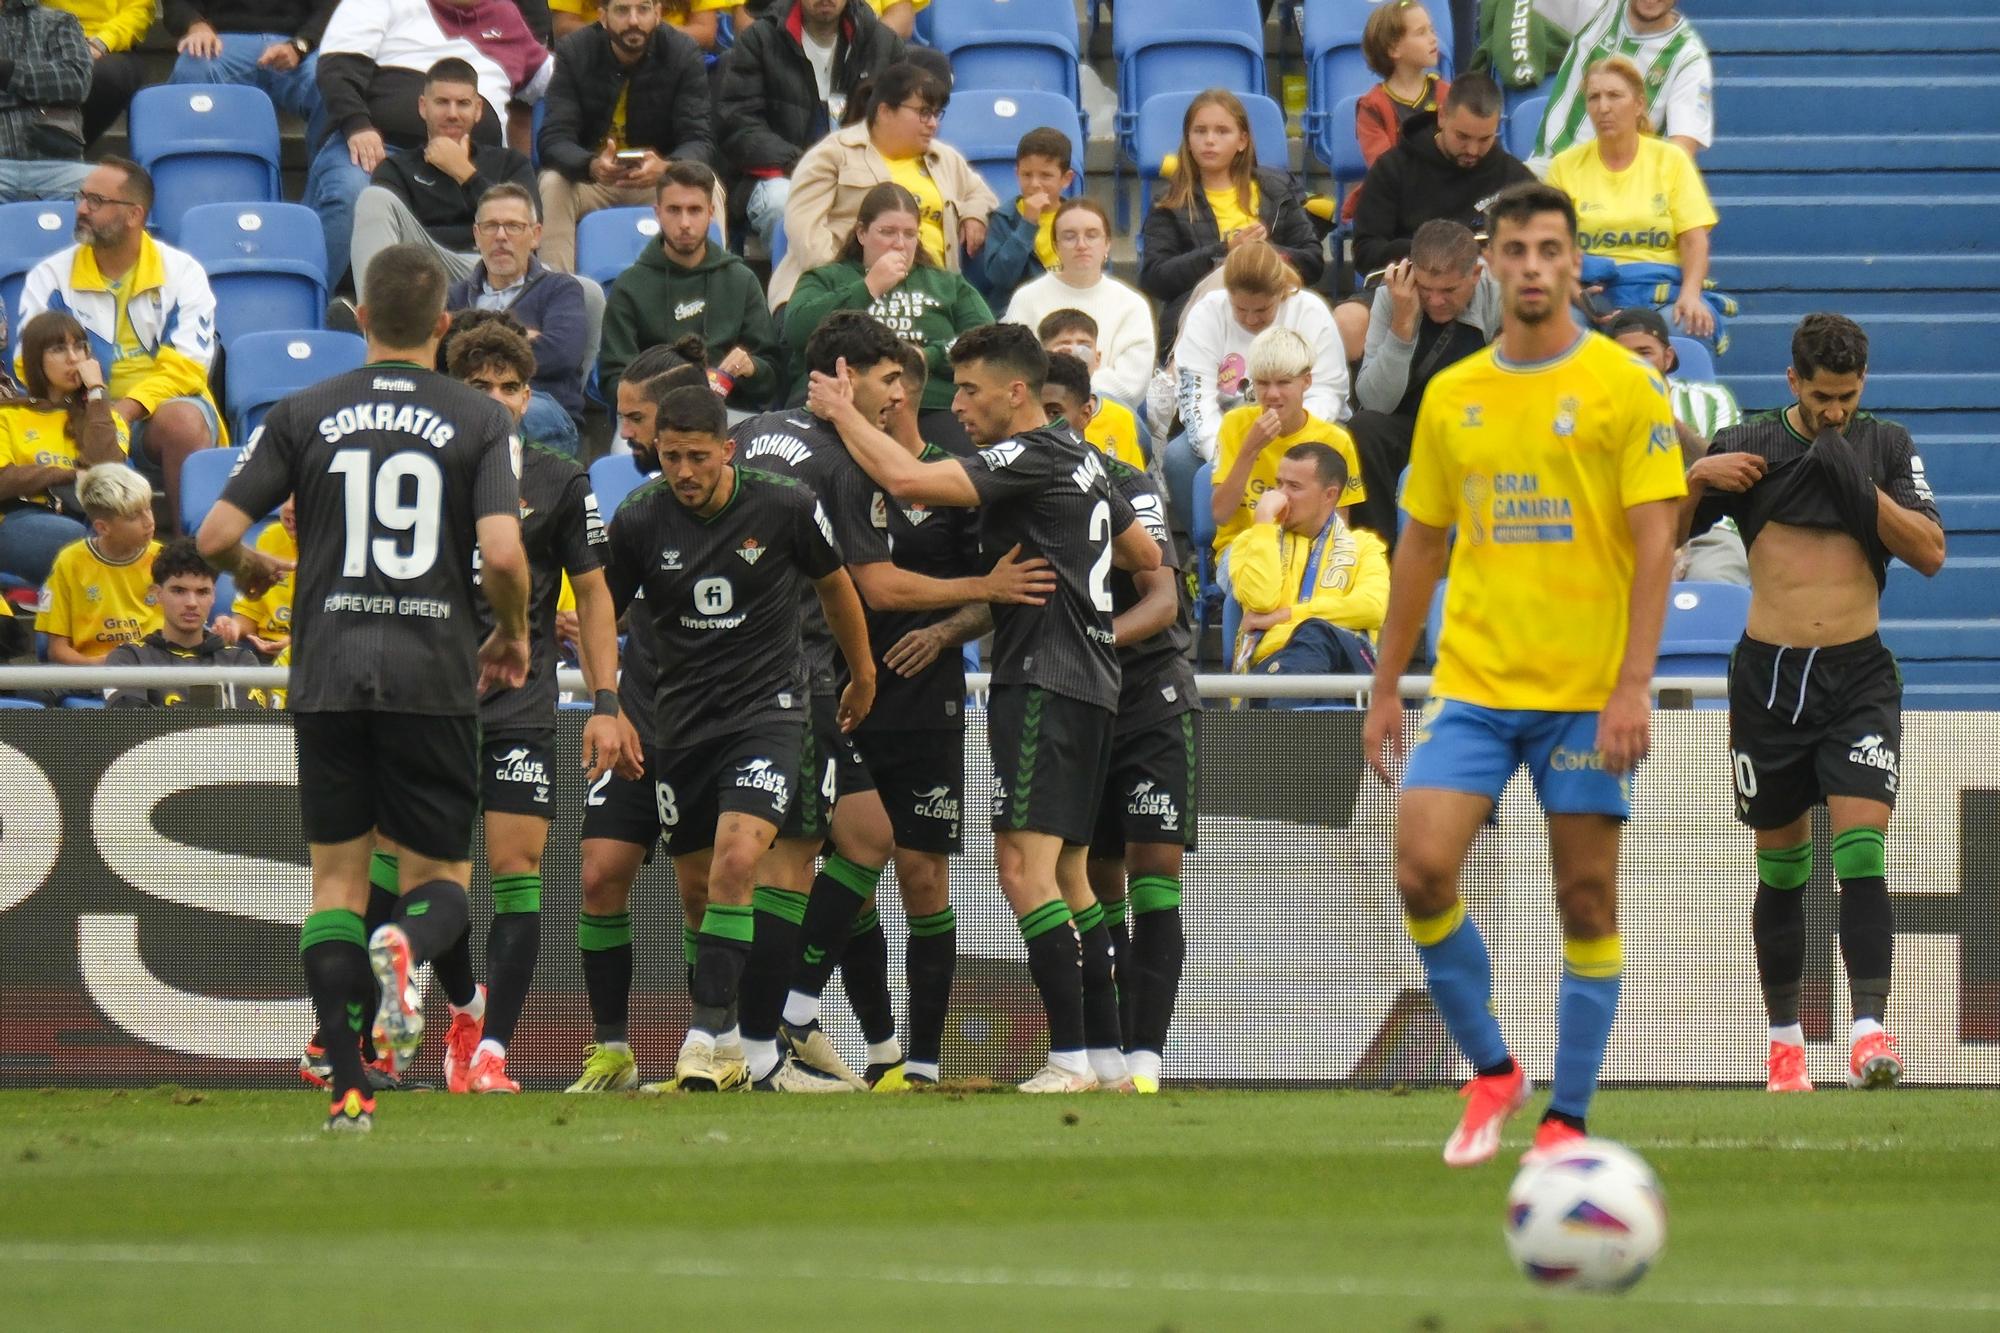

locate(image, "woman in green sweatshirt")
[[785, 182, 993, 451]]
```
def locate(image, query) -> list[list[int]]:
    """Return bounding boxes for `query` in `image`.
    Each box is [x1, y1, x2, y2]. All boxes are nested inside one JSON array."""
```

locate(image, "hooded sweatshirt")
[[597, 237, 782, 411], [103, 630, 268, 708], [1351, 109, 1538, 277], [782, 258, 993, 411]]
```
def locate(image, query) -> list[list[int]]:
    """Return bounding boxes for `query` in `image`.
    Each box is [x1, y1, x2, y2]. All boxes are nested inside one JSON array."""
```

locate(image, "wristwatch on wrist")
[[84, 386, 107, 402], [291, 37, 311, 57]]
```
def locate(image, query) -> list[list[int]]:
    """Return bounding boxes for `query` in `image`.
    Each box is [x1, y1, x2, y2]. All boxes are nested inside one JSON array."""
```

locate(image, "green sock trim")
[[1831, 827, 1887, 880], [301, 908, 366, 953], [682, 924, 698, 967], [1017, 899, 1072, 942], [492, 872, 542, 914], [1130, 875, 1183, 914], [700, 903, 755, 944], [1101, 897, 1128, 926], [752, 885, 809, 926], [909, 907, 956, 938], [577, 912, 631, 951], [368, 851, 401, 896], [850, 906, 880, 937], [1755, 841, 1812, 891], [823, 854, 883, 901], [1073, 902, 1105, 934]]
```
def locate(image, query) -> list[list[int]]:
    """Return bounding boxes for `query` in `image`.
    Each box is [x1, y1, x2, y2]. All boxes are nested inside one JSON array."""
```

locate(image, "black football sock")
[[1074, 903, 1123, 1055], [905, 907, 957, 1069], [578, 911, 633, 1044], [690, 904, 753, 1036], [301, 909, 372, 1100], [1018, 900, 1085, 1055], [738, 886, 805, 1042], [841, 908, 897, 1046], [682, 923, 698, 1000], [1752, 842, 1811, 1030], [482, 873, 541, 1051], [318, 853, 400, 1056], [1833, 829, 1893, 1024], [394, 879, 471, 965], [1128, 875, 1187, 1056], [1102, 895, 1134, 1046], [790, 855, 882, 1004]]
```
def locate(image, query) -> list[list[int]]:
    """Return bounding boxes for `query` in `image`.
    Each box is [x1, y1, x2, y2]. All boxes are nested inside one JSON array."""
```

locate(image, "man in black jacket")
[[715, 0, 903, 256], [164, 0, 336, 129], [352, 58, 539, 287], [536, 0, 714, 273]]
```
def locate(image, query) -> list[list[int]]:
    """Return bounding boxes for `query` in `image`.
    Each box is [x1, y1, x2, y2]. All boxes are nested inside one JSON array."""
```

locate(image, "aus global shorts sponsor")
[[735, 756, 792, 812], [1125, 779, 1183, 832], [1848, 732, 1900, 793], [912, 783, 960, 829], [491, 744, 551, 802]]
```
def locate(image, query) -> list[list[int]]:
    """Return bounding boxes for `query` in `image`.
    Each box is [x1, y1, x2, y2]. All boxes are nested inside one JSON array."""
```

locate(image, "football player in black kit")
[[604, 383, 876, 1092], [197, 244, 533, 1132], [1681, 313, 1945, 1094], [809, 322, 1161, 1093]]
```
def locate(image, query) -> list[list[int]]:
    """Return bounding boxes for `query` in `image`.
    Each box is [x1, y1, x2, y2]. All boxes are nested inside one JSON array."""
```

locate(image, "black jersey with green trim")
[[476, 443, 606, 737], [604, 466, 844, 749], [959, 423, 1136, 712], [1695, 410, 1939, 590], [219, 363, 519, 716], [1105, 457, 1199, 728]]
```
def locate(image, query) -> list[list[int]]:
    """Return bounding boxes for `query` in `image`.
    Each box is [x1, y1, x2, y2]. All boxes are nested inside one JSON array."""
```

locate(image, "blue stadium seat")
[[929, 0, 1080, 101], [0, 698, 43, 709], [577, 207, 723, 288], [1506, 94, 1548, 161], [212, 570, 236, 616], [589, 452, 647, 516], [1319, 94, 1370, 202], [178, 203, 327, 344], [1115, 0, 1266, 157], [178, 447, 242, 534], [126, 84, 281, 244], [1304, 1, 1452, 177], [1657, 581, 1750, 677], [1670, 336, 1717, 381], [938, 90, 1085, 208], [1134, 90, 1291, 216], [0, 200, 76, 357], [223, 330, 368, 440]]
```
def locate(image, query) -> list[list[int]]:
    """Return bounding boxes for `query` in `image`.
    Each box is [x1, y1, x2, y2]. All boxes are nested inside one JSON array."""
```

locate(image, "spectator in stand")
[[1224, 442, 1389, 686], [445, 182, 590, 453], [44, 0, 149, 147], [1342, 0, 1448, 225], [767, 61, 999, 310], [785, 181, 991, 449], [1346, 220, 1498, 543], [34, 462, 159, 664], [866, 0, 919, 39], [0, 0, 94, 204], [1038, 310, 1146, 469], [1209, 326, 1364, 563], [536, 0, 715, 274], [975, 127, 1074, 312], [550, 0, 750, 48], [1529, 0, 1712, 170], [1139, 89, 1323, 353], [18, 158, 224, 534], [349, 59, 540, 295], [165, 0, 334, 132], [1340, 73, 1532, 360], [717, 0, 905, 259], [226, 495, 297, 658], [1002, 198, 1155, 408], [0, 311, 128, 587], [1166, 241, 1347, 531], [309, 0, 554, 289], [104, 537, 269, 707], [1041, 348, 1143, 471], [1546, 55, 1720, 342], [597, 160, 781, 413]]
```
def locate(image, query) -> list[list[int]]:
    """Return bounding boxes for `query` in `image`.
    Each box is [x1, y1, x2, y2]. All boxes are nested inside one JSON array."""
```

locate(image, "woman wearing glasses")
[[0, 311, 130, 587], [767, 60, 998, 311]]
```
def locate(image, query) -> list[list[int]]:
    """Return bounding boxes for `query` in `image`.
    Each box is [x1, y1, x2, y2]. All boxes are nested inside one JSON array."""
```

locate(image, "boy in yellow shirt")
[[1038, 310, 1144, 468], [35, 463, 161, 664], [1040, 350, 1145, 472], [227, 496, 297, 659], [1209, 326, 1363, 561]]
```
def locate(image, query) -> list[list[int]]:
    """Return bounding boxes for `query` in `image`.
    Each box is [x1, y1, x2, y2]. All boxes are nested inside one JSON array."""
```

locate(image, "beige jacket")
[[767, 122, 1001, 310]]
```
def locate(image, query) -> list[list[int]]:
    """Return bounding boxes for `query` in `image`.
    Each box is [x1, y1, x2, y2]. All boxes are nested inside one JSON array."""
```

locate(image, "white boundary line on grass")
[[2, 1243, 1996, 1316]]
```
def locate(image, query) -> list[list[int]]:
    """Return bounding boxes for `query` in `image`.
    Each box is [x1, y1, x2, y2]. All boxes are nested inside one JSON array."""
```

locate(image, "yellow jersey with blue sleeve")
[[230, 521, 297, 647], [0, 402, 130, 506], [1402, 330, 1685, 713], [35, 537, 162, 657]]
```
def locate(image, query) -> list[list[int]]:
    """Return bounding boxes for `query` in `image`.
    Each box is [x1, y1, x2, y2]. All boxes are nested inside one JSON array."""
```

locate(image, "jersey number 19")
[[330, 449, 443, 579]]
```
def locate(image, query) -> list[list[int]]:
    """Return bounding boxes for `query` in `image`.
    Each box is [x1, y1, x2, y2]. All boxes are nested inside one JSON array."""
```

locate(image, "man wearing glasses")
[[447, 182, 591, 456], [16, 157, 223, 533]]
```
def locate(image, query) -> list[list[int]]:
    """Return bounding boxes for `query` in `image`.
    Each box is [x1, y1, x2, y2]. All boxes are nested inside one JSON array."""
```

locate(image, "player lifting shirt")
[[197, 244, 533, 1133], [1681, 312, 1945, 1094]]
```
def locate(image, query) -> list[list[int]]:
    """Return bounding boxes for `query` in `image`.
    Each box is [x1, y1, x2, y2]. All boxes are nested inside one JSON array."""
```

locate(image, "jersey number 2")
[[329, 449, 443, 579], [1087, 499, 1113, 613]]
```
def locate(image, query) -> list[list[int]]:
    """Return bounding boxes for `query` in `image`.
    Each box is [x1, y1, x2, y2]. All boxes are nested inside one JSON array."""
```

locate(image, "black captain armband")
[[593, 690, 621, 718]]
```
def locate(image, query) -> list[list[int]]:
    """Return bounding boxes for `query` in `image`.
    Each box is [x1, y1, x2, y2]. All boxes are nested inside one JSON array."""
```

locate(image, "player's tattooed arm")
[[808, 360, 981, 507], [815, 567, 876, 732], [1113, 566, 1179, 647], [886, 602, 993, 678]]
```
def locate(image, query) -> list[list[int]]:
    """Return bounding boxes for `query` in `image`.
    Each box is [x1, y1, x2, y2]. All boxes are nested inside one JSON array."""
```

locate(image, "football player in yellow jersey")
[[1362, 181, 1685, 1168]]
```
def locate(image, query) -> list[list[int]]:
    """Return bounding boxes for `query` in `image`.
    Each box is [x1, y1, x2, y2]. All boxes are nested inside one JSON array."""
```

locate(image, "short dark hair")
[[1442, 71, 1503, 121], [1036, 307, 1098, 344], [151, 536, 214, 587], [446, 320, 535, 384], [1485, 179, 1577, 243], [658, 159, 717, 198], [98, 155, 153, 213], [1042, 350, 1092, 408], [893, 338, 928, 391], [653, 382, 728, 437], [1016, 127, 1073, 169], [438, 307, 527, 371], [1791, 313, 1869, 380], [948, 321, 1048, 395], [1285, 441, 1349, 492], [363, 244, 450, 347], [804, 309, 904, 379], [476, 181, 538, 219], [626, 336, 708, 387], [900, 48, 955, 94], [1409, 219, 1480, 274], [866, 61, 949, 125], [425, 57, 481, 90]]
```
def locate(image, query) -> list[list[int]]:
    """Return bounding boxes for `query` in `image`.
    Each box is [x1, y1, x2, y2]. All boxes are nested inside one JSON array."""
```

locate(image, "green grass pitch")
[[3, 1087, 1998, 1331]]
